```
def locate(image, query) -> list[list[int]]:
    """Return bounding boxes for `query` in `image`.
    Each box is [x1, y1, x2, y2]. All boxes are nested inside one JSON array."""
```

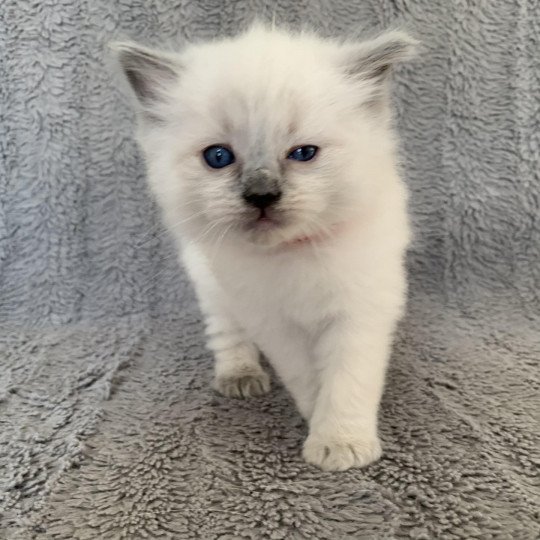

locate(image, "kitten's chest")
[[214, 248, 340, 330]]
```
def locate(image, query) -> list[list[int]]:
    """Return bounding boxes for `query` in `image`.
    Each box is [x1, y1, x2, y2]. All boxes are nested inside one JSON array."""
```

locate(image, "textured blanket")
[[1, 1, 538, 538]]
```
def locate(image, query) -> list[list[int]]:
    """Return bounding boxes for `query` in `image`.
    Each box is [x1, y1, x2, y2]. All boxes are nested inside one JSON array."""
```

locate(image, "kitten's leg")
[[279, 366, 318, 421], [181, 244, 269, 399], [206, 312, 270, 398], [256, 328, 319, 420], [302, 318, 397, 471]]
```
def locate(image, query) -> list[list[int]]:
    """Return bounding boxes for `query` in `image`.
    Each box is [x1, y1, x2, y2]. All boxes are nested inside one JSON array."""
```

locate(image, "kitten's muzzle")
[[241, 169, 282, 210]]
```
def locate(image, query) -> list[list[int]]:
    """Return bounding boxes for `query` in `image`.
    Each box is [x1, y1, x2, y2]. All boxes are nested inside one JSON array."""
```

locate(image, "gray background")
[[1, 1, 538, 538]]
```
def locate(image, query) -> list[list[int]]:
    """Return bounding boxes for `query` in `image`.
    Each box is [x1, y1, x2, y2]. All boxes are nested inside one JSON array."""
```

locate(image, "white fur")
[[115, 25, 415, 471]]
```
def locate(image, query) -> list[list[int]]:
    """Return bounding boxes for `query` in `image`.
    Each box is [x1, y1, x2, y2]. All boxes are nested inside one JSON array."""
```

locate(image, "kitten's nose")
[[241, 169, 282, 210], [242, 190, 282, 210]]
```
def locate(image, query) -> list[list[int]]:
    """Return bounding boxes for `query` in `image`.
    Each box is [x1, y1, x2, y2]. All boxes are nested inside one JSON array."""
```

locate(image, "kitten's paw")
[[302, 433, 382, 471], [212, 370, 270, 399]]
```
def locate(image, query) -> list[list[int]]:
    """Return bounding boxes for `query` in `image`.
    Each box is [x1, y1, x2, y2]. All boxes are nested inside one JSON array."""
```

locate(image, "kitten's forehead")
[[218, 86, 301, 147], [168, 27, 374, 166], [179, 29, 342, 135]]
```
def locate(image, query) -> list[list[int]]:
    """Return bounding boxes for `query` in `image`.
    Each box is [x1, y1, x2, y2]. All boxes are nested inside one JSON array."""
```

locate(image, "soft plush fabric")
[[0, 1, 538, 539]]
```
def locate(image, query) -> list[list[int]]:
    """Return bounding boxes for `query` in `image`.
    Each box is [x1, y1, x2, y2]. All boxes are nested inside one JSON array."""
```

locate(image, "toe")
[[213, 371, 270, 398], [303, 434, 382, 471]]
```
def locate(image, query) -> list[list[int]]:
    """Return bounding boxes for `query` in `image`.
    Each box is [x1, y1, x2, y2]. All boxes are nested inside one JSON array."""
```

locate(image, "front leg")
[[182, 244, 270, 399], [262, 332, 319, 421], [303, 318, 397, 471], [206, 312, 270, 398]]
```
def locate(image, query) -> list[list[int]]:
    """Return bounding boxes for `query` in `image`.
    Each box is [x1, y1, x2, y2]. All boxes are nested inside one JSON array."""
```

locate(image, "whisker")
[[136, 210, 209, 248], [189, 217, 229, 246], [209, 221, 235, 267]]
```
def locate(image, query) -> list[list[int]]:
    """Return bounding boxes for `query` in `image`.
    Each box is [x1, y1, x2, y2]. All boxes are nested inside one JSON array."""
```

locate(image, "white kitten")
[[114, 25, 416, 471]]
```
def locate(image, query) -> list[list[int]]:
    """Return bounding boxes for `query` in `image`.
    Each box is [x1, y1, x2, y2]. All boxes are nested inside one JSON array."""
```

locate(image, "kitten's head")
[[113, 26, 416, 248]]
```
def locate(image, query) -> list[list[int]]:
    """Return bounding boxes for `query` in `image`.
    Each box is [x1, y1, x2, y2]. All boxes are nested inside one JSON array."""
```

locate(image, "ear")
[[110, 41, 180, 109], [342, 30, 418, 85]]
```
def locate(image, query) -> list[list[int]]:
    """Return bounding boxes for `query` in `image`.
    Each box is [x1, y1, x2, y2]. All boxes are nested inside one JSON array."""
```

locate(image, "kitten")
[[113, 25, 416, 471]]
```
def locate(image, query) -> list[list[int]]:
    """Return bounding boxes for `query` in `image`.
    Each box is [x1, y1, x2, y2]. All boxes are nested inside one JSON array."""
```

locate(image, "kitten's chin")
[[240, 209, 319, 248], [241, 216, 326, 249], [242, 217, 289, 247]]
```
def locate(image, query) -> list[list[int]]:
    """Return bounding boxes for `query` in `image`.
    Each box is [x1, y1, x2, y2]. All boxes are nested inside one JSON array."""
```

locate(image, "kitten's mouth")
[[242, 209, 346, 249], [241, 208, 288, 244], [253, 209, 280, 230]]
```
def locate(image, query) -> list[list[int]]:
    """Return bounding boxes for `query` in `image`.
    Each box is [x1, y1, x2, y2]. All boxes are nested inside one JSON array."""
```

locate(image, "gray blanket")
[[1, 1, 538, 538]]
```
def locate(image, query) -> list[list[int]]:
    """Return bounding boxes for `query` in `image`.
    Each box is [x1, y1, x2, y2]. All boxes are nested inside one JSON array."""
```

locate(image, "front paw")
[[302, 432, 382, 471], [212, 370, 270, 399]]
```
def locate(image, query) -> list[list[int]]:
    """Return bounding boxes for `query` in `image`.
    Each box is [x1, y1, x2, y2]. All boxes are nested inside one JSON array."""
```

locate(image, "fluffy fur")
[[114, 25, 416, 471]]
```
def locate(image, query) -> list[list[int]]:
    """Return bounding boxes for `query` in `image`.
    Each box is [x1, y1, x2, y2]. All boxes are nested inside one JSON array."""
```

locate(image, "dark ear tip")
[[108, 41, 122, 52], [110, 41, 180, 110], [109, 41, 146, 66], [345, 29, 420, 79], [108, 41, 133, 55], [376, 30, 421, 59]]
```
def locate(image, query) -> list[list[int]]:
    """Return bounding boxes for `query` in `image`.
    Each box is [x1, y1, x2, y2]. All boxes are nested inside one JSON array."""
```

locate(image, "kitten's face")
[[115, 27, 415, 248]]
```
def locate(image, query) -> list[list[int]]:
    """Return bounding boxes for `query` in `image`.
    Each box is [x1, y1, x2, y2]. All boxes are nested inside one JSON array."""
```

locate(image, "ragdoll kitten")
[[114, 25, 416, 471]]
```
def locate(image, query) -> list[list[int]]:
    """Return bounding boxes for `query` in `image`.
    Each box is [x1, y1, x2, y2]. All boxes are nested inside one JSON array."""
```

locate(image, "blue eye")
[[287, 145, 318, 162], [203, 145, 235, 169]]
